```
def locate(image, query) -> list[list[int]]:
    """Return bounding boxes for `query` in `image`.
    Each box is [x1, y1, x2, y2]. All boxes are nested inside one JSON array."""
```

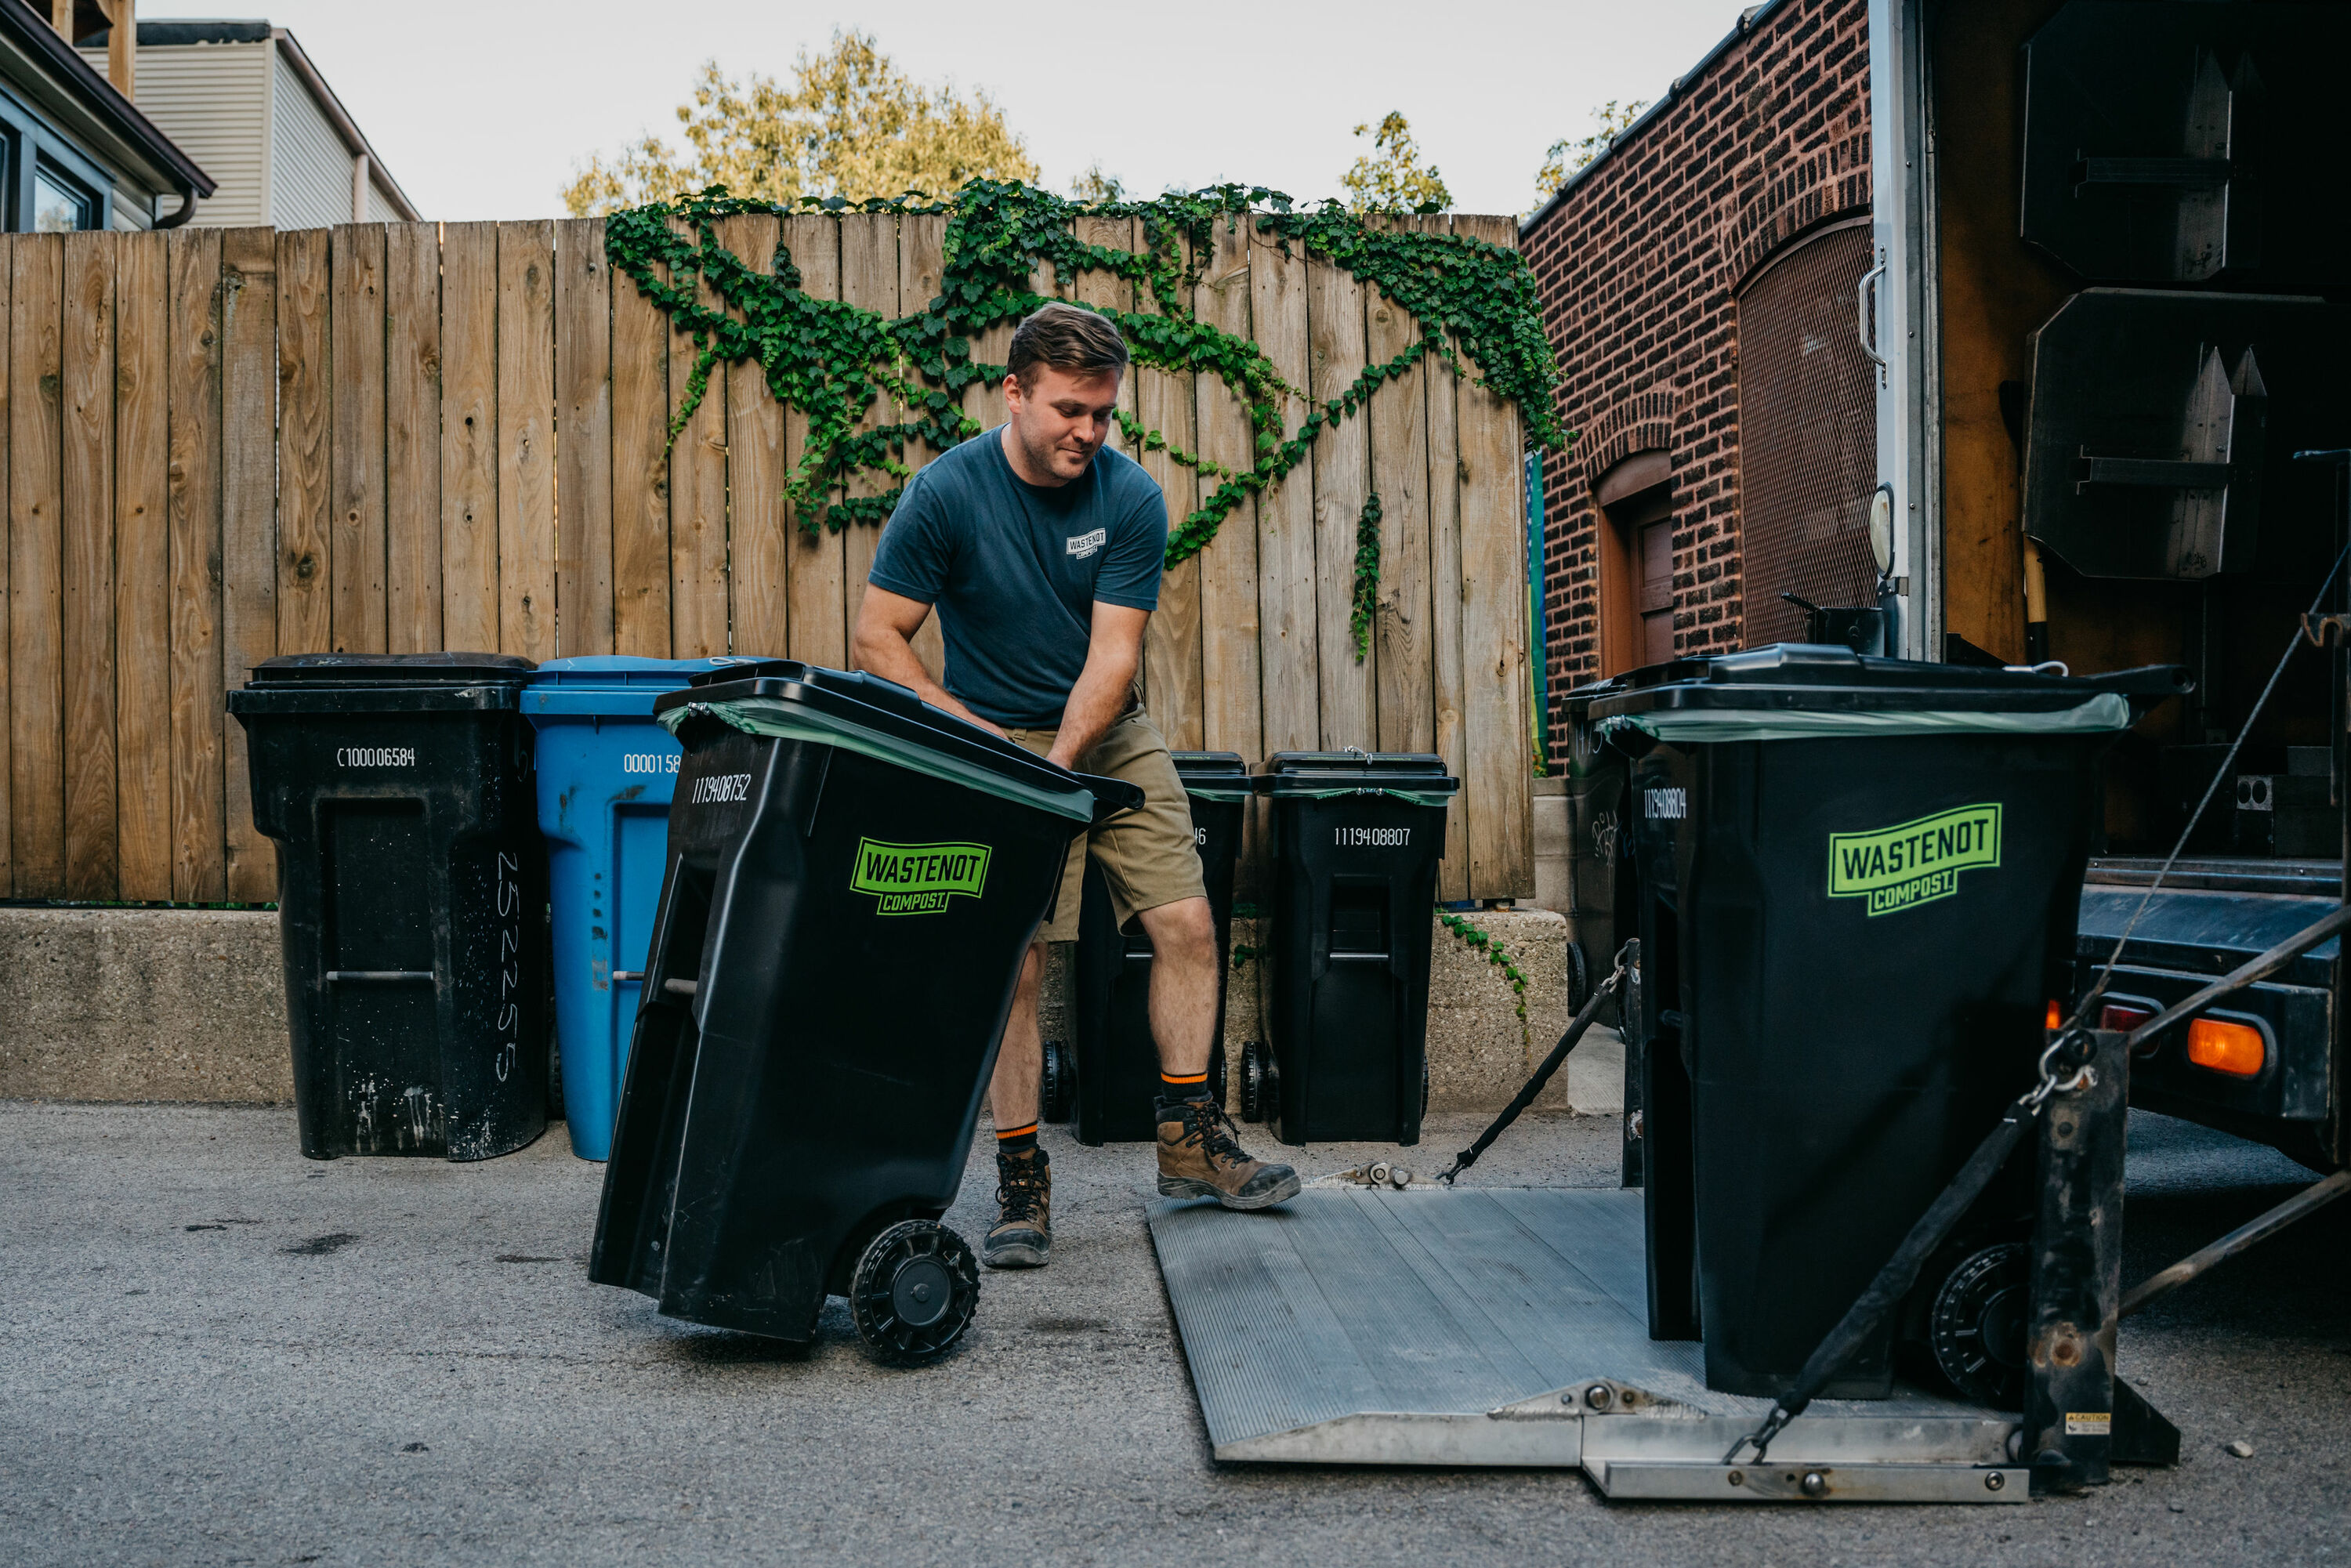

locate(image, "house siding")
[[80, 38, 270, 228], [363, 177, 401, 224], [1520, 0, 1871, 766], [267, 45, 351, 229]]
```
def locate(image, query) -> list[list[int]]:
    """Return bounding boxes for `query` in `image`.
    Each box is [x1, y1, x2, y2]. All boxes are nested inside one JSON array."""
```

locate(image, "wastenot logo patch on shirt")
[[1828, 803, 2002, 917], [1065, 527, 1108, 559]]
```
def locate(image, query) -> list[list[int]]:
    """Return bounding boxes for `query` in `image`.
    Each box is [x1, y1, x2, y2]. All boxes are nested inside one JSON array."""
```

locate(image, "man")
[[854, 302, 1300, 1269]]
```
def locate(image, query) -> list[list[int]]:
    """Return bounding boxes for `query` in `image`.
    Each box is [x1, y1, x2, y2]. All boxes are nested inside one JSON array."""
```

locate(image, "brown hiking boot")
[[984, 1146, 1051, 1269], [1156, 1099, 1302, 1210]]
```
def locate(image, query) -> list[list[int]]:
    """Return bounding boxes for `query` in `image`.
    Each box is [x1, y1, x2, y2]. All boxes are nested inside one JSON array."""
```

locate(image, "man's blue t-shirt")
[[867, 429, 1168, 728]]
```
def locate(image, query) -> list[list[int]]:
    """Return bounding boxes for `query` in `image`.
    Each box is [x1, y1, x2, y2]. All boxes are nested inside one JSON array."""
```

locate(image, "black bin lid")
[[658, 660, 1146, 825], [1587, 644, 2190, 720], [1172, 751, 1251, 796], [1256, 750, 1461, 797], [246, 652, 538, 686]]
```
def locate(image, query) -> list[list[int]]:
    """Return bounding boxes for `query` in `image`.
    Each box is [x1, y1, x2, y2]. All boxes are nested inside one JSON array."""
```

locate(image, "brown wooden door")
[[1639, 514, 1675, 664]]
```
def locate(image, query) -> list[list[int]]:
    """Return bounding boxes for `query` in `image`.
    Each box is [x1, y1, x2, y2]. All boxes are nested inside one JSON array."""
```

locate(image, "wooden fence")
[[0, 215, 1531, 907]]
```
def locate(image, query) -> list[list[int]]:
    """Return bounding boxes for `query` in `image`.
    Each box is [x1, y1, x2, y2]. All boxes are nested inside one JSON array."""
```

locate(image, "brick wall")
[[1522, 0, 1871, 763]]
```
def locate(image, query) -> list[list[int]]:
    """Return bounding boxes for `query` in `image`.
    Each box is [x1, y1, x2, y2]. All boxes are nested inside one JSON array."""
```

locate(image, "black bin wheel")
[[1208, 1041, 1229, 1109], [1039, 1039, 1076, 1123], [1928, 1242, 2029, 1407], [1239, 1041, 1270, 1122], [849, 1219, 980, 1367], [1563, 938, 1591, 1015]]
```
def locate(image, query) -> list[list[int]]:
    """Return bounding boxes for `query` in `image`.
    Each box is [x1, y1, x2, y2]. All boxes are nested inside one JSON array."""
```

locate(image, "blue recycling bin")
[[527, 656, 754, 1158]]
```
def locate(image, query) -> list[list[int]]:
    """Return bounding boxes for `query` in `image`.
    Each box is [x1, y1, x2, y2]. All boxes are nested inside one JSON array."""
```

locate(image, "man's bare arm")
[[850, 585, 1003, 736], [1049, 602, 1149, 770]]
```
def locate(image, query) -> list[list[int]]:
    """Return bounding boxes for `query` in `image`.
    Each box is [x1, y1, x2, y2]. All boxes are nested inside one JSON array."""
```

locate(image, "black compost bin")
[[1068, 751, 1251, 1144], [589, 660, 1141, 1363], [1246, 751, 1458, 1146], [1592, 646, 2188, 1399], [226, 653, 549, 1161]]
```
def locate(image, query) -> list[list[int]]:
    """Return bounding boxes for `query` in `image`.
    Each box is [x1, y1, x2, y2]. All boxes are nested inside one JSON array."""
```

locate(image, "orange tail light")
[[2186, 1017, 2266, 1078]]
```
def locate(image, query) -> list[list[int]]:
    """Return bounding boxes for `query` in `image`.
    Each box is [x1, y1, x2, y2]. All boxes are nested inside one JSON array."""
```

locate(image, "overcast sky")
[[136, 1, 1753, 220]]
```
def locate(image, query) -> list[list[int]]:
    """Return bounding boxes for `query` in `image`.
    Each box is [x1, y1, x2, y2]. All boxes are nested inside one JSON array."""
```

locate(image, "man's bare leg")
[[1138, 896, 1300, 1210], [1136, 896, 1218, 1080], [990, 942, 1048, 1130], [983, 942, 1052, 1269]]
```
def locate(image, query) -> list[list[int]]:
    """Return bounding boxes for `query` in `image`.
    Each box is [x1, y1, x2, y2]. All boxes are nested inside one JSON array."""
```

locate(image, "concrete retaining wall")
[[0, 910, 292, 1103], [0, 907, 1620, 1118]]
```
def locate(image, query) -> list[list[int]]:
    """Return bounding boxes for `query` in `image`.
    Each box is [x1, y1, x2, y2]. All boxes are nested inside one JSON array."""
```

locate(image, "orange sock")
[[995, 1121, 1038, 1155]]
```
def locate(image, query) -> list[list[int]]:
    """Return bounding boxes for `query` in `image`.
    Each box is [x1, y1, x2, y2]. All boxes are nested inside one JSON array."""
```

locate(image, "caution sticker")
[[850, 838, 991, 916], [1828, 803, 2003, 916], [2065, 1412, 2112, 1436]]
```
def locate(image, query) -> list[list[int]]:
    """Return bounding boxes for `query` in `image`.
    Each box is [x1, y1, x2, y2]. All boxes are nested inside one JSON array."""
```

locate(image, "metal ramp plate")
[[1149, 1188, 2025, 1502]]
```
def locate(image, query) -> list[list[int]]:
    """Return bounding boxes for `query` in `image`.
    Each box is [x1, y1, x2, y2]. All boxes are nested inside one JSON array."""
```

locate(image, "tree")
[[1533, 99, 1650, 205], [1340, 111, 1451, 214], [562, 29, 1038, 215], [1068, 162, 1125, 203]]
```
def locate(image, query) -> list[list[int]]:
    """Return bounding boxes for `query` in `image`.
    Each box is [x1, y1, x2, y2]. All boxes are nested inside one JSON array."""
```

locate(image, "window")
[[1734, 219, 1882, 646], [0, 82, 114, 233], [32, 164, 92, 231]]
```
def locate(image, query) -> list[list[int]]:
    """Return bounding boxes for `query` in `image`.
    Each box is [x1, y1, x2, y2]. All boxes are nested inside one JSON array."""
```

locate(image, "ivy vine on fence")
[[599, 179, 1566, 639]]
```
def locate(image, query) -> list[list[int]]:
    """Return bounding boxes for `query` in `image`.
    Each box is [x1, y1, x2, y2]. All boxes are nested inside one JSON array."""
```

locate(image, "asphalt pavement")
[[2, 1101, 2345, 1566]]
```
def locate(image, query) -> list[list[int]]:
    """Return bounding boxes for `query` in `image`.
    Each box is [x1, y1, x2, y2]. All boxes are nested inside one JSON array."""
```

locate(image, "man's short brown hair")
[[1006, 302, 1129, 388]]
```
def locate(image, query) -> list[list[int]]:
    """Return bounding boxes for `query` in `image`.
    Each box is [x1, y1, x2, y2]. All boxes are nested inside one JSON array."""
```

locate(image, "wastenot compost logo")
[[850, 838, 991, 916], [1828, 804, 2002, 917]]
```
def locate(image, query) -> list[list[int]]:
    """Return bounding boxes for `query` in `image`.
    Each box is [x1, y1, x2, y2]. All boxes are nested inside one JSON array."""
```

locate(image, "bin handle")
[[1858, 257, 1887, 375]]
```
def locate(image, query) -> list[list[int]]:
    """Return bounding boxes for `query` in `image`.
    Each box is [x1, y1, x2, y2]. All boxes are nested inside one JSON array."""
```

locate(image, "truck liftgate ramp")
[[1151, 1026, 2200, 1505], [1152, 1186, 2029, 1503]]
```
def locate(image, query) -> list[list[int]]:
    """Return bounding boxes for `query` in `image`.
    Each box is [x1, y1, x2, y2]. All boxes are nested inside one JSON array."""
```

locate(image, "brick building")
[[1521, 0, 1875, 765]]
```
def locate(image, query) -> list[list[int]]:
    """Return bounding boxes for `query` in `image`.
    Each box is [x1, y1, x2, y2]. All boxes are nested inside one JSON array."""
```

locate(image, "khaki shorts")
[[1005, 708, 1207, 943]]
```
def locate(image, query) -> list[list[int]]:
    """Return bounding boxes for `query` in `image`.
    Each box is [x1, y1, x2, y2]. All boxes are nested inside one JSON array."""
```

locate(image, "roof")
[[1520, 0, 1788, 238], [0, 0, 216, 197]]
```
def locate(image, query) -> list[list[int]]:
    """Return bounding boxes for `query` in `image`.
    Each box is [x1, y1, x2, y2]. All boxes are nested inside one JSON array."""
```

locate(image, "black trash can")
[[1592, 646, 2187, 1398], [226, 653, 550, 1161], [1559, 677, 1636, 1026], [589, 661, 1140, 1363], [1247, 751, 1458, 1146], [1069, 751, 1251, 1145]]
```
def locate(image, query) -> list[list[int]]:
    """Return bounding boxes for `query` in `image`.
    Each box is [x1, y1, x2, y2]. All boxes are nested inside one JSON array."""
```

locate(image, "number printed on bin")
[[690, 772, 752, 805], [1828, 803, 2002, 918], [336, 746, 417, 767], [622, 753, 680, 776]]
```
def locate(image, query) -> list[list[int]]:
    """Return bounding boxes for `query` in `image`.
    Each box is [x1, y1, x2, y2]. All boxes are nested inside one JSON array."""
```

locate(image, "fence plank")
[[220, 227, 278, 902], [1420, 218, 1469, 902], [783, 216, 842, 667], [609, 232, 671, 656], [60, 233, 117, 898], [384, 223, 442, 655], [10, 235, 64, 896], [667, 221, 730, 659], [553, 218, 613, 656], [330, 225, 386, 653], [498, 221, 557, 661], [0, 241, 11, 896], [716, 213, 784, 659], [275, 228, 332, 656], [1192, 215, 1262, 766], [1307, 252, 1375, 750], [440, 222, 499, 651], [839, 214, 900, 659], [166, 228, 224, 903], [1366, 219, 1434, 752], [115, 232, 172, 900], [1250, 226, 1318, 758], [896, 211, 949, 682], [1451, 214, 1533, 900], [1136, 232, 1203, 749]]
